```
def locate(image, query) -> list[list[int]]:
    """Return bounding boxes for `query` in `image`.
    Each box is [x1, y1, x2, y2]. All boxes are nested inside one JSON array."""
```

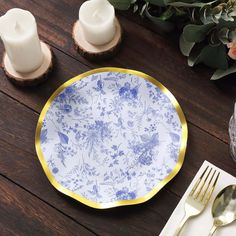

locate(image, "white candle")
[[79, 0, 116, 45], [0, 8, 43, 73]]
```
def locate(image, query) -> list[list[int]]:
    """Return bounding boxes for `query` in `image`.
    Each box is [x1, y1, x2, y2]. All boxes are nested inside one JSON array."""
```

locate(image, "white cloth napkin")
[[160, 160, 236, 236]]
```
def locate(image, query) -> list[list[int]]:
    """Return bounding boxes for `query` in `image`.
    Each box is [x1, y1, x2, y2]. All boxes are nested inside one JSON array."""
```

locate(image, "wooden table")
[[0, 1, 236, 235]]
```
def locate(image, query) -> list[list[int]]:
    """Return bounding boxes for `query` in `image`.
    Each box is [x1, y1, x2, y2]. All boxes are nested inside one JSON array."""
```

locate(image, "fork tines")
[[190, 166, 220, 204]]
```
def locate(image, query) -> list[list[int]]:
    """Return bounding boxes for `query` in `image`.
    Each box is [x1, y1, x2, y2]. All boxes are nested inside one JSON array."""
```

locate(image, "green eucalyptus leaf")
[[158, 7, 175, 21], [145, 0, 166, 7], [145, 8, 174, 32], [200, 6, 212, 24], [209, 30, 221, 46], [188, 43, 205, 66], [133, 4, 138, 13], [218, 27, 230, 44], [175, 7, 187, 16], [140, 3, 148, 16], [179, 33, 195, 56], [168, 0, 217, 8], [188, 43, 228, 69], [211, 63, 236, 80], [229, 29, 236, 41], [198, 44, 228, 69], [183, 23, 215, 43], [108, 0, 132, 10], [217, 18, 236, 29]]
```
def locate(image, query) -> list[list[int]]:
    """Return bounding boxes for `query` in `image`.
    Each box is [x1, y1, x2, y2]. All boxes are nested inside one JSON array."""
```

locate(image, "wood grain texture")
[[0, 175, 94, 236], [0, 0, 235, 235], [0, 91, 170, 235], [0, 90, 234, 235], [0, 0, 235, 145]]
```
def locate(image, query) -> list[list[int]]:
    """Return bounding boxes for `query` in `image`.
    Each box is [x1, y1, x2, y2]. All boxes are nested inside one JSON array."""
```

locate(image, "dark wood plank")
[[0, 175, 95, 236], [0, 0, 235, 235], [0, 90, 235, 235], [0, 0, 235, 144], [0, 92, 171, 235], [0, 47, 89, 113], [0, 145, 171, 236]]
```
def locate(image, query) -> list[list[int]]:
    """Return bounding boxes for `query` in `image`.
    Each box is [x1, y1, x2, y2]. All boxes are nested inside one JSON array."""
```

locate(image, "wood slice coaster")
[[72, 18, 123, 60], [2, 41, 53, 86]]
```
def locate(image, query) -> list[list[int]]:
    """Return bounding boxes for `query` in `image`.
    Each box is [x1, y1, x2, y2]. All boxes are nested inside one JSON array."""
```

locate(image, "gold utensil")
[[174, 166, 220, 236], [209, 185, 236, 236]]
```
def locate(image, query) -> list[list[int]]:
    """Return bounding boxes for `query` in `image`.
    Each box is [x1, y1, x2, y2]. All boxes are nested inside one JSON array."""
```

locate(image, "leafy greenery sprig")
[[109, 0, 236, 80]]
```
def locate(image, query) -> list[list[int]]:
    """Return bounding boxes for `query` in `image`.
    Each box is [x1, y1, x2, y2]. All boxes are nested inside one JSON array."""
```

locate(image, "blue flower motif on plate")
[[39, 71, 186, 205]]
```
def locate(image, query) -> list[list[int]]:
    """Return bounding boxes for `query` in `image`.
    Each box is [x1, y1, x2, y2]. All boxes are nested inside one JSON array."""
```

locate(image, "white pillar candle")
[[79, 0, 116, 46], [0, 8, 43, 73]]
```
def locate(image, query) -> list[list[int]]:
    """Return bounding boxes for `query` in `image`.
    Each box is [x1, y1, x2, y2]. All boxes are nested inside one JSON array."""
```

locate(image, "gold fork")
[[174, 166, 220, 236]]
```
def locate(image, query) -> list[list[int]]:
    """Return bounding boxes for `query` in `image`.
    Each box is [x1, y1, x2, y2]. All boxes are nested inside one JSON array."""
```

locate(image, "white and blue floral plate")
[[35, 68, 188, 209]]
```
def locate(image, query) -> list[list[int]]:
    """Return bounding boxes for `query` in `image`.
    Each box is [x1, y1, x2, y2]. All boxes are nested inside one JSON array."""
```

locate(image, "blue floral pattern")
[[40, 71, 183, 204]]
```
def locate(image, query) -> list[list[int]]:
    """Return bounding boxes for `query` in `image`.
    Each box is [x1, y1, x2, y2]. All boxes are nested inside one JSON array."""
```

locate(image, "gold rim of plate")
[[35, 67, 188, 209]]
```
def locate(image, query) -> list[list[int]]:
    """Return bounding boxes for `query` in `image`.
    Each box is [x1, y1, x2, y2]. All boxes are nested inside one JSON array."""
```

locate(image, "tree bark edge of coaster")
[[72, 18, 123, 61], [2, 41, 53, 86]]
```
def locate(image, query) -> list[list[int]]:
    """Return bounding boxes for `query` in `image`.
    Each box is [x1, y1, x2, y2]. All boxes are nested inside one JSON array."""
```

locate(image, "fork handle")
[[208, 224, 217, 236], [173, 214, 191, 236]]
